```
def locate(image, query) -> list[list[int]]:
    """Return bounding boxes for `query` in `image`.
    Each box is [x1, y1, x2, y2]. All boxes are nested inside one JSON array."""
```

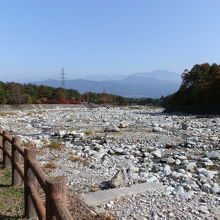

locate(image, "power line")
[[60, 67, 65, 88]]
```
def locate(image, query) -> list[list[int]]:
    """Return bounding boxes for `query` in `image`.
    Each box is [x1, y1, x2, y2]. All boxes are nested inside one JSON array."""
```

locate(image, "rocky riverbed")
[[0, 104, 220, 219]]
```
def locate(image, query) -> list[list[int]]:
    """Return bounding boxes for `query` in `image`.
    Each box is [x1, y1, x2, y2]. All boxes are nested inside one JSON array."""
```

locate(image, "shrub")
[[44, 162, 57, 169], [46, 140, 63, 150]]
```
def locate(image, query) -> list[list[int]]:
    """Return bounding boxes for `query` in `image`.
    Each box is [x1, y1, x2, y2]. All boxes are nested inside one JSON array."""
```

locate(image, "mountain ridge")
[[29, 70, 181, 98]]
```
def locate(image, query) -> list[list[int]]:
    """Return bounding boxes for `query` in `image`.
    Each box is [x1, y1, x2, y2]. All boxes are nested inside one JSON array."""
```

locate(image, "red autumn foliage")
[[49, 99, 80, 104]]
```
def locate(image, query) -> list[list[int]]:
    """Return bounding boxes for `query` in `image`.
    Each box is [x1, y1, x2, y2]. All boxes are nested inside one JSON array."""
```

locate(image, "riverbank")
[[0, 105, 220, 219], [165, 104, 220, 115]]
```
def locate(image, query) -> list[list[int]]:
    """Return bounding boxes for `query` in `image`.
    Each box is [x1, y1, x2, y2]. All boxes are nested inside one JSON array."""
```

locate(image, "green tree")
[[169, 63, 220, 106], [52, 89, 66, 100]]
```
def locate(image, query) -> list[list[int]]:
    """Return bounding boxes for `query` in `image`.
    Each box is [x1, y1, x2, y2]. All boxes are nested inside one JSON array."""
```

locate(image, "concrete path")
[[81, 182, 164, 206]]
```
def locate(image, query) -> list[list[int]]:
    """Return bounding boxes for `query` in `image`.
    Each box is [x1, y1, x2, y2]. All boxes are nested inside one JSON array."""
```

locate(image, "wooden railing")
[[0, 129, 73, 220]]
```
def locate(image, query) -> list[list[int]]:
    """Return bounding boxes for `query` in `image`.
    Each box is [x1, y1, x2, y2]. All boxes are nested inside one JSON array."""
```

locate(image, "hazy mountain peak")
[[84, 74, 127, 81], [29, 69, 181, 98], [131, 70, 181, 82]]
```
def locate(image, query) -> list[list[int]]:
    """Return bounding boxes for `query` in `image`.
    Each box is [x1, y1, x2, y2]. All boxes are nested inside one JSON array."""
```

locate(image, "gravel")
[[1, 105, 220, 219]]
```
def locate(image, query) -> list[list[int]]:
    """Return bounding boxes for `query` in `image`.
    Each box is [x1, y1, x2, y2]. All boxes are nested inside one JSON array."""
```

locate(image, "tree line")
[[0, 81, 162, 105], [167, 63, 220, 106], [0, 82, 81, 104]]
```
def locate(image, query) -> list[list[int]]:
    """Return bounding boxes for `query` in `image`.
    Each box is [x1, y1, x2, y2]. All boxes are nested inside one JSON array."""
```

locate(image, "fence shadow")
[[0, 184, 11, 187], [0, 162, 12, 187], [0, 163, 23, 220], [0, 214, 24, 220]]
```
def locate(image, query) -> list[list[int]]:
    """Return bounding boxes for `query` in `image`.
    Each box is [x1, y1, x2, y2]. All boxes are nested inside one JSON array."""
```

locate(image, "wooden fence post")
[[46, 176, 67, 220], [24, 148, 37, 219], [3, 130, 11, 168], [12, 137, 22, 185], [0, 129, 3, 159]]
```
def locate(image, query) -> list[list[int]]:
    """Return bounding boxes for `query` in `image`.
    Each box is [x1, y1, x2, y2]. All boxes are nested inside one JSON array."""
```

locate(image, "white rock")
[[197, 168, 218, 178], [201, 183, 211, 193], [182, 190, 195, 199], [166, 157, 175, 164], [152, 214, 159, 220], [198, 205, 209, 214], [171, 171, 185, 180], [174, 185, 185, 195], [153, 127, 163, 132], [175, 159, 181, 165], [93, 152, 105, 159], [151, 150, 162, 158], [104, 124, 120, 132], [142, 175, 158, 183], [210, 186, 220, 194], [207, 151, 220, 160], [177, 155, 188, 160], [163, 164, 172, 175], [184, 162, 197, 172], [57, 130, 66, 137], [164, 186, 175, 195], [118, 122, 129, 128], [128, 165, 139, 173]]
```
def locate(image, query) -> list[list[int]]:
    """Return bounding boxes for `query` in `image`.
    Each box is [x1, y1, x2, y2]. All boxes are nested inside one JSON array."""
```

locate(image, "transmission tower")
[[60, 67, 65, 88]]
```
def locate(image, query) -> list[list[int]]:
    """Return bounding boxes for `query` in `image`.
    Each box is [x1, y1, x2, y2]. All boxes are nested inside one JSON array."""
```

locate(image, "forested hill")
[[166, 63, 220, 113], [0, 82, 81, 104], [0, 81, 163, 105]]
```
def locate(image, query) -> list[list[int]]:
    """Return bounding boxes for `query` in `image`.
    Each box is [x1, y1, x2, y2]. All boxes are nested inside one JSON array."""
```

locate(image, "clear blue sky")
[[0, 0, 220, 82]]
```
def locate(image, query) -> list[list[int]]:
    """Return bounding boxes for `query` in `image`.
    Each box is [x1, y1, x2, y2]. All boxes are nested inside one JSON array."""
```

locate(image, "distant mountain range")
[[30, 70, 181, 98]]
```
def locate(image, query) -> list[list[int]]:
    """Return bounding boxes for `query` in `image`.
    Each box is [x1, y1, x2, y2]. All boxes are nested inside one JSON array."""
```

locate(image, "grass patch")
[[145, 105, 163, 109], [109, 131, 124, 135], [70, 156, 81, 161], [5, 168, 12, 178], [89, 187, 99, 193], [105, 216, 117, 220], [84, 130, 102, 135], [45, 140, 64, 150], [25, 110, 46, 117], [44, 162, 57, 169], [128, 106, 142, 110], [109, 136, 117, 141], [0, 165, 24, 219], [84, 130, 94, 135], [3, 187, 24, 198], [22, 141, 36, 149], [0, 168, 11, 185], [0, 112, 16, 116], [69, 156, 89, 166]]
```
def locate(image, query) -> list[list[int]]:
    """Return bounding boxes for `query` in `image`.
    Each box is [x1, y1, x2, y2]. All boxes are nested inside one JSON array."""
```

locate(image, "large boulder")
[[104, 123, 120, 132], [108, 169, 129, 188]]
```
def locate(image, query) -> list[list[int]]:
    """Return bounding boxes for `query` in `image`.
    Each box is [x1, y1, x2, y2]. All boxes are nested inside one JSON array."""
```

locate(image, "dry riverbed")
[[0, 104, 220, 219]]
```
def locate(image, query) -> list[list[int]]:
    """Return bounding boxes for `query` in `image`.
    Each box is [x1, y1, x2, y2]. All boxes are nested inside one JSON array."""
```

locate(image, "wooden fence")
[[0, 129, 73, 220]]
